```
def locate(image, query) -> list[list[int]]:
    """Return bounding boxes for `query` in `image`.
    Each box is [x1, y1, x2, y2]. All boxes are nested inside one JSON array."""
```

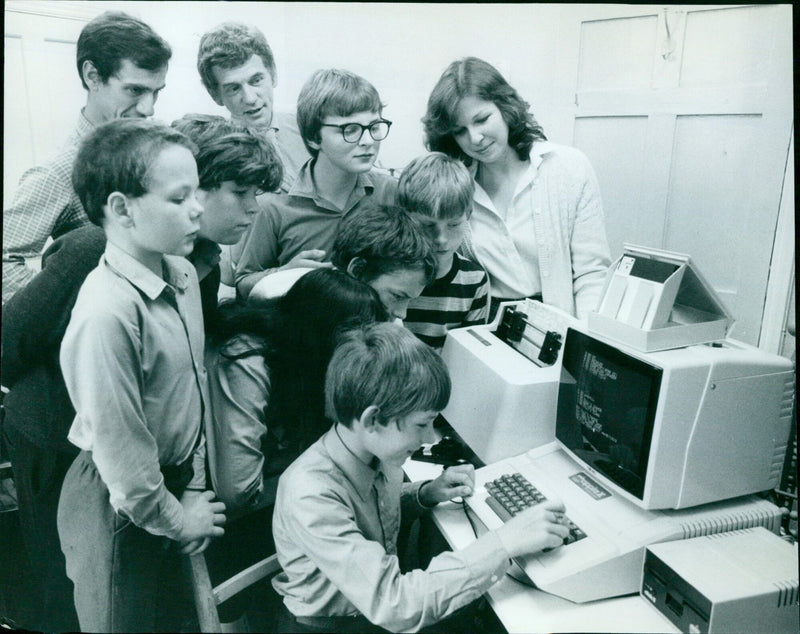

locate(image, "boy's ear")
[[106, 192, 134, 227], [358, 405, 382, 431], [306, 136, 321, 152], [346, 257, 367, 279]]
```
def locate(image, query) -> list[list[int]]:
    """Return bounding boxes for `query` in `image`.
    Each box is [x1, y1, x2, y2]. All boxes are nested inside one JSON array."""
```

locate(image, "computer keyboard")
[[484, 473, 587, 546]]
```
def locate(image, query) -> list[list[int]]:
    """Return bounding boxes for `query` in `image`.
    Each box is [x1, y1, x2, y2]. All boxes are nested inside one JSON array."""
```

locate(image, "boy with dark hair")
[[56, 118, 225, 632], [235, 68, 397, 300], [272, 322, 569, 632], [398, 152, 490, 349], [172, 113, 283, 324], [3, 10, 172, 303], [330, 203, 437, 321]]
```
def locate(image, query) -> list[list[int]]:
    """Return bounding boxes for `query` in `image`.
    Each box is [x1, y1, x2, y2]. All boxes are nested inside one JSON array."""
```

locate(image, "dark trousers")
[[57, 451, 190, 633], [3, 426, 79, 633]]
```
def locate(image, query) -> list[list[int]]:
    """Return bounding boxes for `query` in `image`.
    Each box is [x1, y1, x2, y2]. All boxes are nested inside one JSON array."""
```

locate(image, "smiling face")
[[212, 54, 275, 129], [366, 409, 438, 467], [311, 110, 383, 176], [366, 267, 428, 321], [451, 95, 513, 166], [123, 144, 203, 261], [196, 181, 260, 245], [87, 58, 167, 122]]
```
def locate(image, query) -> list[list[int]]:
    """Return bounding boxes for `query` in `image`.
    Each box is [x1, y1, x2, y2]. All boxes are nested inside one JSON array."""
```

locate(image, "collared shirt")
[[60, 242, 208, 539], [3, 110, 95, 304], [460, 141, 611, 318], [234, 159, 397, 295], [272, 426, 511, 632], [205, 334, 275, 513], [270, 111, 312, 194], [404, 252, 490, 349]]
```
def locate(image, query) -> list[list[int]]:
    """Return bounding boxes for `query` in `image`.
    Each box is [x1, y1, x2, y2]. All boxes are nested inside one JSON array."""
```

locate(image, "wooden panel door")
[[4, 1, 99, 207], [560, 4, 793, 345]]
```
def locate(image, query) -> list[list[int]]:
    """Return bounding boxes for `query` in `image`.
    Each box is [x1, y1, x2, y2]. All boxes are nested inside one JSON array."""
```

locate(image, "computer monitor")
[[555, 326, 794, 510]]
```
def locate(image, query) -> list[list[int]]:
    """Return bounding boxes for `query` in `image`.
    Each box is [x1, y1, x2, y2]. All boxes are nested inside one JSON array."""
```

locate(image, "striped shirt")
[[404, 253, 490, 349]]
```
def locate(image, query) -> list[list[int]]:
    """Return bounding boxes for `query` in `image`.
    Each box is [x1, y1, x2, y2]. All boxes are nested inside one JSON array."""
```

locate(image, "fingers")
[[539, 498, 566, 514], [297, 249, 326, 261], [179, 538, 210, 555], [444, 463, 475, 486], [213, 512, 226, 526]]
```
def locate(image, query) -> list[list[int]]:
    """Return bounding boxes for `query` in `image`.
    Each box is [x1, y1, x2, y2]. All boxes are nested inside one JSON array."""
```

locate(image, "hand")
[[178, 490, 226, 543], [179, 537, 212, 555], [419, 464, 475, 506], [281, 249, 332, 270], [495, 499, 570, 558]]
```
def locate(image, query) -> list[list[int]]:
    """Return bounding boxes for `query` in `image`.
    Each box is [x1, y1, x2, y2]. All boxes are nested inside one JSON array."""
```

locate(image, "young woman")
[[423, 57, 611, 319]]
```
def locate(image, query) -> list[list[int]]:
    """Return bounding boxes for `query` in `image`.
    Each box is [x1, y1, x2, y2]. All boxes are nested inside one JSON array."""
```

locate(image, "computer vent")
[[679, 506, 781, 539], [780, 374, 795, 417], [774, 579, 799, 607]]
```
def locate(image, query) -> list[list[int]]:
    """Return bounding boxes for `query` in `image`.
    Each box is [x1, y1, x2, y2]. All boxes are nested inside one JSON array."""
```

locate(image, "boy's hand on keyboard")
[[420, 463, 475, 506], [495, 499, 570, 558]]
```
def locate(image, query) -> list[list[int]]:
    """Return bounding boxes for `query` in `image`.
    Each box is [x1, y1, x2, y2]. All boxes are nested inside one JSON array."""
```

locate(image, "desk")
[[404, 459, 678, 634]]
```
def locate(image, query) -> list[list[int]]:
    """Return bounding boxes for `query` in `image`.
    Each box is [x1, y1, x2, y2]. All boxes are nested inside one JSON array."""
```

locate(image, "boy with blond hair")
[[399, 152, 489, 349], [271, 322, 569, 632]]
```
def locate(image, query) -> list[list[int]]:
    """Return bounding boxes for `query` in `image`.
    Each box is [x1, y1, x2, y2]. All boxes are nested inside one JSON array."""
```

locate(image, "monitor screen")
[[556, 328, 663, 500]]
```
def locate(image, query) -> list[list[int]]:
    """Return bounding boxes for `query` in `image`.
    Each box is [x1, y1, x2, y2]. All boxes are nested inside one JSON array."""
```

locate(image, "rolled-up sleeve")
[[206, 349, 271, 512], [282, 482, 511, 633]]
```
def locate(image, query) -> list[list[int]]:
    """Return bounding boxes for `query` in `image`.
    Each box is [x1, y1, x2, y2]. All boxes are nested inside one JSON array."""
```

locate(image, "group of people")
[[1, 9, 611, 634]]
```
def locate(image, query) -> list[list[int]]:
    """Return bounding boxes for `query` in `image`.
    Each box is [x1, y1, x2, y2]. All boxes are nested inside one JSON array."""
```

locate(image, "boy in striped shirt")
[[400, 152, 489, 349]]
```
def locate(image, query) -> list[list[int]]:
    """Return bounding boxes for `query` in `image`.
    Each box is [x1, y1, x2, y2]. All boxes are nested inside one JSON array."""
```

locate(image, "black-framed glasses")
[[320, 119, 392, 143]]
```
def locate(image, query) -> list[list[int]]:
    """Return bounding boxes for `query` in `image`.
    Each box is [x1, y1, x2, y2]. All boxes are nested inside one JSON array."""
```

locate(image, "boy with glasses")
[[235, 68, 397, 300]]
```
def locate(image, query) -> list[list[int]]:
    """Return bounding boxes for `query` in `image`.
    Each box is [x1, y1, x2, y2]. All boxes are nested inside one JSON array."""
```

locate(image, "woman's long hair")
[[423, 56, 547, 166], [209, 268, 388, 453]]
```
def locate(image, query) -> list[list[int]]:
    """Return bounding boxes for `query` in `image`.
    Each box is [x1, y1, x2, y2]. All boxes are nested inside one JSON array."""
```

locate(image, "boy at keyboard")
[[271, 322, 570, 633]]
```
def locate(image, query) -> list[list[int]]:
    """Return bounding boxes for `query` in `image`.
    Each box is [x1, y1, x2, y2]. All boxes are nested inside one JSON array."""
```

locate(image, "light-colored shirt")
[[461, 141, 611, 318], [60, 242, 207, 540], [2, 111, 95, 304], [272, 426, 511, 632], [205, 334, 276, 513], [234, 159, 397, 297]]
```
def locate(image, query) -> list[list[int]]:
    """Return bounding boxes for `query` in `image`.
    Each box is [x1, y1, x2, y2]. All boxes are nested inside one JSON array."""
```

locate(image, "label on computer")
[[569, 472, 611, 500]]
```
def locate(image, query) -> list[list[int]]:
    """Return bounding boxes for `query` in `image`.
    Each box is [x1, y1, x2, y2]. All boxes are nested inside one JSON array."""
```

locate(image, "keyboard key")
[[484, 472, 588, 546]]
